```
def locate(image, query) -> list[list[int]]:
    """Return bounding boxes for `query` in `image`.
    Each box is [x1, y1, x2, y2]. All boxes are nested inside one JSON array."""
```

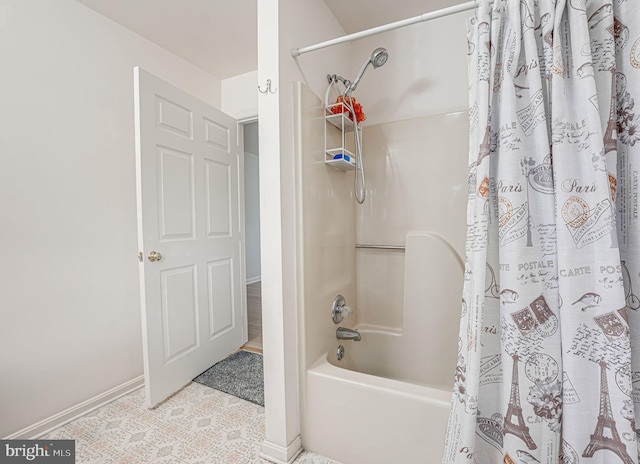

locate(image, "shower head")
[[371, 47, 389, 68], [346, 47, 389, 93]]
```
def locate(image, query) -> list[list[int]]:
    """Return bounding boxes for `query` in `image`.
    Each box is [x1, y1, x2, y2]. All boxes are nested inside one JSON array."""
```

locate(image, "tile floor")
[[41, 382, 339, 464]]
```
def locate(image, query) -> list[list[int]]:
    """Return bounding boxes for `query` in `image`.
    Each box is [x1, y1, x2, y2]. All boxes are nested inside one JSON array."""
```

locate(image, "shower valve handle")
[[331, 295, 354, 325], [341, 306, 354, 318]]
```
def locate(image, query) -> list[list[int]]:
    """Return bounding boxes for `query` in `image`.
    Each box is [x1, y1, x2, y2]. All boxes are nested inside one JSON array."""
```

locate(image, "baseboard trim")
[[5, 376, 144, 439], [246, 276, 262, 285], [260, 436, 303, 464]]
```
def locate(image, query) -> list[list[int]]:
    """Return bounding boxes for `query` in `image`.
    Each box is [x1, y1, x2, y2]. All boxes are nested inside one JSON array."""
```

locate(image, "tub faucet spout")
[[336, 327, 361, 342]]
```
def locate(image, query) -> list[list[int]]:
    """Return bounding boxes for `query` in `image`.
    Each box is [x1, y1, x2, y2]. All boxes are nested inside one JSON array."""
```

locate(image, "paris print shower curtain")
[[443, 0, 640, 463]]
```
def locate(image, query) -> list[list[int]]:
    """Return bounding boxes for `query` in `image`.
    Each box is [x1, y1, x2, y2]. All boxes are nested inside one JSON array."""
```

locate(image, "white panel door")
[[134, 67, 246, 407]]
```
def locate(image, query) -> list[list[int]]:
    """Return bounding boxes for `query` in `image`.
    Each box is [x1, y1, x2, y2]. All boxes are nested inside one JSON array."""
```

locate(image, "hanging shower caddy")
[[324, 101, 361, 171]]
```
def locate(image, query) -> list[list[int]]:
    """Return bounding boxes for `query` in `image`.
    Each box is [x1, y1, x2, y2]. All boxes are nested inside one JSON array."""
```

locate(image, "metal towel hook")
[[258, 79, 277, 94]]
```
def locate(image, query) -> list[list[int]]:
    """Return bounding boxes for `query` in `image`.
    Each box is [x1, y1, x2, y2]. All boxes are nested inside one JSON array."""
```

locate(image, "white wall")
[[222, 70, 259, 120], [222, 72, 261, 285], [222, 72, 261, 283], [0, 0, 220, 438], [243, 122, 261, 284]]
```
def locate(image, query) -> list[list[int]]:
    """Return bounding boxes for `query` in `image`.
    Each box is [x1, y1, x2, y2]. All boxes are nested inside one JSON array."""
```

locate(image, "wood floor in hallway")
[[243, 281, 262, 353]]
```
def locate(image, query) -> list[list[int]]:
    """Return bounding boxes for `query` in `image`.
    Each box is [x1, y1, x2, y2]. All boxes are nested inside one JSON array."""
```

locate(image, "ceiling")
[[75, 0, 258, 79], [76, 0, 463, 80]]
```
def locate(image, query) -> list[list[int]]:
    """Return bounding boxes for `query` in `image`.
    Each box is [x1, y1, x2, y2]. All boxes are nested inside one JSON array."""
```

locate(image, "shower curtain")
[[443, 1, 640, 463]]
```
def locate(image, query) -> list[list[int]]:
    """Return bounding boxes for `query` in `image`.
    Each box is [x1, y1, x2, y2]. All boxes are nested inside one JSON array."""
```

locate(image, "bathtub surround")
[[293, 81, 357, 378], [444, 2, 640, 463], [357, 113, 469, 331], [295, 78, 468, 461], [193, 351, 265, 406]]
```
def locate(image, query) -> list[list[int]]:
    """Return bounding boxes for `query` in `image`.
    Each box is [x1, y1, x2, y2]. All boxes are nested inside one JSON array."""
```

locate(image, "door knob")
[[148, 251, 163, 262]]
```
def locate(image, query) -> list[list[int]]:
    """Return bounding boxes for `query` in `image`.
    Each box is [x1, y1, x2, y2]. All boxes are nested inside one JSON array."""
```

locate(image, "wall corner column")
[[257, 0, 302, 462]]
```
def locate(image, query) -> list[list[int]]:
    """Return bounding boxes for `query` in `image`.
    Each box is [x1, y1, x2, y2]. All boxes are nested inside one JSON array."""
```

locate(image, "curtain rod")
[[291, 0, 487, 58]]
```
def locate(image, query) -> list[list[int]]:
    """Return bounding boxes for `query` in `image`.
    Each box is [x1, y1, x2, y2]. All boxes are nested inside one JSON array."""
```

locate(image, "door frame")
[[237, 115, 259, 350], [236, 114, 264, 351]]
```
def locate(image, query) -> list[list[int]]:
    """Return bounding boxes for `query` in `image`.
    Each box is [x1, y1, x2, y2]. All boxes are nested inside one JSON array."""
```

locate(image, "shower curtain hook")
[[258, 79, 277, 95]]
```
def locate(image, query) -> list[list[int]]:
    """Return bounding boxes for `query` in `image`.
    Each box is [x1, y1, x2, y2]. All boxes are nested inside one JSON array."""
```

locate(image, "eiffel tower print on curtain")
[[603, 68, 618, 154], [504, 354, 537, 450], [582, 360, 634, 464]]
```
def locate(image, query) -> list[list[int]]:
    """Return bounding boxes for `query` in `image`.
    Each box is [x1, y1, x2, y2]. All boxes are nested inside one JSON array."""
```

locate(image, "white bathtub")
[[330, 327, 455, 389], [303, 327, 455, 464]]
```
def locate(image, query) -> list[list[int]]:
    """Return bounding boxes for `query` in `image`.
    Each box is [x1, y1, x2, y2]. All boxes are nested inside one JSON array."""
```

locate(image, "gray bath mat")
[[193, 350, 264, 406]]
